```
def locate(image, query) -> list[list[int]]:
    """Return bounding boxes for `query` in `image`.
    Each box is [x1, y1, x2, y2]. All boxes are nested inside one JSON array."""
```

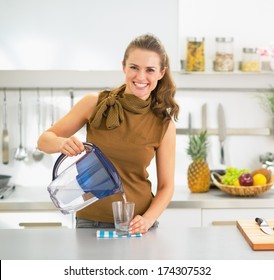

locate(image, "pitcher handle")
[[52, 142, 94, 180]]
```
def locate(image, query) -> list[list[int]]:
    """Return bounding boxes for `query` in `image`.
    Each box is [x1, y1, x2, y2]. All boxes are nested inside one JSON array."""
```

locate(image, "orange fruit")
[[252, 174, 267, 186], [234, 179, 240, 186]]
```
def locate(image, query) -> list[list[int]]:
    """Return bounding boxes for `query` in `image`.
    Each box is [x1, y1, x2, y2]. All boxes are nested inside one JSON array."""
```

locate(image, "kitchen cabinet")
[[2, 187, 274, 229], [0, 211, 74, 229], [201, 208, 274, 227], [0, 208, 202, 229], [0, 186, 75, 228], [158, 208, 201, 227], [168, 188, 274, 228], [160, 207, 274, 228]]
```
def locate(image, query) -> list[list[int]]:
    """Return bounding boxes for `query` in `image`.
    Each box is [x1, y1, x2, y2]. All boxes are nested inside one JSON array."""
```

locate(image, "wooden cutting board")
[[237, 219, 274, 250]]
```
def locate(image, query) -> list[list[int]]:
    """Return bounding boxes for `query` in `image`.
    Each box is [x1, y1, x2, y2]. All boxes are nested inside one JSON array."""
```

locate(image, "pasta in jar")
[[186, 37, 205, 72]]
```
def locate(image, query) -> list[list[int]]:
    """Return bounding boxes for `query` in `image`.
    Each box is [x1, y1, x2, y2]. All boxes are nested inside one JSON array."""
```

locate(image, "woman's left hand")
[[129, 215, 154, 234]]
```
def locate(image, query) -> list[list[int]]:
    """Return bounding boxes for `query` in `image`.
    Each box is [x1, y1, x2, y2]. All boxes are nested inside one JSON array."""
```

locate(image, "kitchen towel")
[[96, 230, 142, 238]]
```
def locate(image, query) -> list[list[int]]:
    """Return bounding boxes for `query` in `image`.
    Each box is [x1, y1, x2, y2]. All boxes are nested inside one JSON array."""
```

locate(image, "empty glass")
[[112, 201, 135, 235]]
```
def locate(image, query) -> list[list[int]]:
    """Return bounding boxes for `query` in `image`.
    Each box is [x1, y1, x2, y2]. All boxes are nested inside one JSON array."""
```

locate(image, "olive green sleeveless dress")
[[76, 91, 170, 223]]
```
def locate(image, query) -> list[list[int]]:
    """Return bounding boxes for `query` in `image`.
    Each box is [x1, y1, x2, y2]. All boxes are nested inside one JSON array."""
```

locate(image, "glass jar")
[[241, 48, 260, 72], [214, 37, 234, 72], [186, 37, 205, 72]]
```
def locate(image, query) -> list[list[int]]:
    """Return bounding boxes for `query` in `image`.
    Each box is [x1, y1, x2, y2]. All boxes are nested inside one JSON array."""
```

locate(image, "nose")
[[136, 70, 146, 80]]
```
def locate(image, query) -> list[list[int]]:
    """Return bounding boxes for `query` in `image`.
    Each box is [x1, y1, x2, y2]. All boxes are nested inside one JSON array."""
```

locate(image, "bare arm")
[[37, 93, 99, 156], [129, 120, 176, 234]]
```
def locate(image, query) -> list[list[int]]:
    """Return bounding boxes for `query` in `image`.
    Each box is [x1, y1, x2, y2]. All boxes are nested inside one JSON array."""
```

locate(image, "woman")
[[38, 33, 179, 234]]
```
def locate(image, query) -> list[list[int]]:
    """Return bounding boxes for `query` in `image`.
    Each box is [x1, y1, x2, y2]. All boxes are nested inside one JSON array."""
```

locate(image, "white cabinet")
[[202, 208, 274, 227], [158, 208, 201, 227], [159, 207, 274, 228], [0, 211, 75, 229]]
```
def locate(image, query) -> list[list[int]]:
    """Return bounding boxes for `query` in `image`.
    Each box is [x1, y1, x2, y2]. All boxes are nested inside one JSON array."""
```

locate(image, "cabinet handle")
[[19, 222, 62, 228], [211, 221, 236, 226]]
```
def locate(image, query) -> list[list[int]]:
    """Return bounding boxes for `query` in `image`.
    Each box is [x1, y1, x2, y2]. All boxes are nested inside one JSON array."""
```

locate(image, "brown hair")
[[119, 33, 179, 121]]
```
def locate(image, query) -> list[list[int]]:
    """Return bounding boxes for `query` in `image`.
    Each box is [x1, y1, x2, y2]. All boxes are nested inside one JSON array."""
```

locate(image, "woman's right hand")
[[58, 136, 85, 156]]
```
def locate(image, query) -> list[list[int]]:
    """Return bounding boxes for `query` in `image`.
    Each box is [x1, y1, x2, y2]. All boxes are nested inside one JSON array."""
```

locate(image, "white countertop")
[[169, 187, 274, 208], [1, 226, 274, 260], [1, 185, 274, 211]]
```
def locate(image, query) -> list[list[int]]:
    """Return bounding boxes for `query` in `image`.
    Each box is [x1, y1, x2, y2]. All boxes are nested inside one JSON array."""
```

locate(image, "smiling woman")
[[37, 33, 180, 234]]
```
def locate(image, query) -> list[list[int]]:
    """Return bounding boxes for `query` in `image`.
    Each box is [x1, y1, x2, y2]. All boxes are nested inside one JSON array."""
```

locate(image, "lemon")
[[252, 174, 267, 186]]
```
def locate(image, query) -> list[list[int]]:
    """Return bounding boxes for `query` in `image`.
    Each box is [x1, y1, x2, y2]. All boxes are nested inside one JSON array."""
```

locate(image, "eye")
[[147, 68, 156, 73], [130, 65, 138, 70]]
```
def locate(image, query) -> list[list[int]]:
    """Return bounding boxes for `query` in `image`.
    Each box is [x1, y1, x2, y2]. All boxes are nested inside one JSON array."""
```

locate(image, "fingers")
[[129, 215, 151, 234], [59, 136, 85, 156]]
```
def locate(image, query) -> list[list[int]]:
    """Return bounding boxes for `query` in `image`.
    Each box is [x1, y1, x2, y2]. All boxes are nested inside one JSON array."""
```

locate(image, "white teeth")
[[134, 82, 147, 88]]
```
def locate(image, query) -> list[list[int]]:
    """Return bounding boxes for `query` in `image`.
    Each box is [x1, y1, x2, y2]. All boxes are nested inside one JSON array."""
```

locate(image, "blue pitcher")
[[47, 142, 123, 214]]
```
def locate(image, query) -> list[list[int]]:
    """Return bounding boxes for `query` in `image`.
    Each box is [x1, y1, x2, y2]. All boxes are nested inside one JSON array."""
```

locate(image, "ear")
[[158, 67, 167, 80], [122, 62, 126, 73]]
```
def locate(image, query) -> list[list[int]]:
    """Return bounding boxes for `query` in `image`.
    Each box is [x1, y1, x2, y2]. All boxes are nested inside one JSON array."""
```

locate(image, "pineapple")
[[186, 130, 210, 192]]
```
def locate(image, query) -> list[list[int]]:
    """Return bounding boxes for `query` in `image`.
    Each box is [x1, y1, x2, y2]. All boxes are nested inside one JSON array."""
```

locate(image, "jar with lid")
[[186, 37, 205, 72], [214, 37, 234, 72], [241, 48, 260, 72]]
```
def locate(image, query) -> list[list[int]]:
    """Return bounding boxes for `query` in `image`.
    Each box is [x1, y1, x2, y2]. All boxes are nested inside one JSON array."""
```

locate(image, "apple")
[[239, 173, 253, 186]]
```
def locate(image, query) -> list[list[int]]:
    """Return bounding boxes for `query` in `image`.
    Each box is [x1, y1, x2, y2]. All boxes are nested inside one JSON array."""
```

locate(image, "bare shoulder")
[[77, 92, 99, 108], [161, 120, 176, 143], [73, 92, 100, 119], [166, 119, 176, 133], [79, 92, 99, 106]]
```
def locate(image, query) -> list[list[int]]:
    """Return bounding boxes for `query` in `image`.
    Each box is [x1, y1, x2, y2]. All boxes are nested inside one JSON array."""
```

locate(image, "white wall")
[[174, 89, 274, 187], [0, 0, 179, 187], [1, 0, 274, 70], [0, 0, 179, 70], [2, 72, 273, 190], [179, 0, 274, 66], [0, 0, 274, 190]]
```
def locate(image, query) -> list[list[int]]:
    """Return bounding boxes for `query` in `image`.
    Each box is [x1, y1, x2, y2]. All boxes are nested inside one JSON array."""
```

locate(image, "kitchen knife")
[[255, 217, 274, 235], [201, 103, 207, 132], [217, 104, 226, 165]]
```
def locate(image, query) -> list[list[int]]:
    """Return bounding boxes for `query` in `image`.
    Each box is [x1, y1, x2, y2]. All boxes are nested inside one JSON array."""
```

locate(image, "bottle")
[[214, 37, 234, 72], [186, 37, 205, 72], [241, 48, 260, 72]]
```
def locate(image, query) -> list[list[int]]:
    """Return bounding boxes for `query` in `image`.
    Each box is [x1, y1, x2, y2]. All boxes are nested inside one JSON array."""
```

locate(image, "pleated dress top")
[[76, 90, 170, 223]]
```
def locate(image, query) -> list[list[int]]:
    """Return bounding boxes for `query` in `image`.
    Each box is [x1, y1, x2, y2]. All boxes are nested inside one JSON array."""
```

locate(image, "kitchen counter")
[[169, 187, 274, 208], [0, 186, 56, 211], [0, 226, 274, 260], [1, 185, 274, 211]]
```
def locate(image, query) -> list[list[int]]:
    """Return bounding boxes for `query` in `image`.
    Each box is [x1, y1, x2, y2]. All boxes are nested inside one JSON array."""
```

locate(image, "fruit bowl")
[[211, 172, 274, 196]]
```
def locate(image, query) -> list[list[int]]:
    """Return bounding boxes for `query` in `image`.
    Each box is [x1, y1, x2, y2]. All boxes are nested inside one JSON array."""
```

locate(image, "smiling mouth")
[[134, 82, 148, 89]]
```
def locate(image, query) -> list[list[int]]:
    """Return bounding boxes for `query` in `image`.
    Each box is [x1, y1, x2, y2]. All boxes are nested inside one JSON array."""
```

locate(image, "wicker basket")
[[211, 172, 274, 196]]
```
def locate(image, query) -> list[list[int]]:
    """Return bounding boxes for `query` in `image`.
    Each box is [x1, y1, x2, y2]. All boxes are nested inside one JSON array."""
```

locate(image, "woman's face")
[[123, 48, 165, 100]]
